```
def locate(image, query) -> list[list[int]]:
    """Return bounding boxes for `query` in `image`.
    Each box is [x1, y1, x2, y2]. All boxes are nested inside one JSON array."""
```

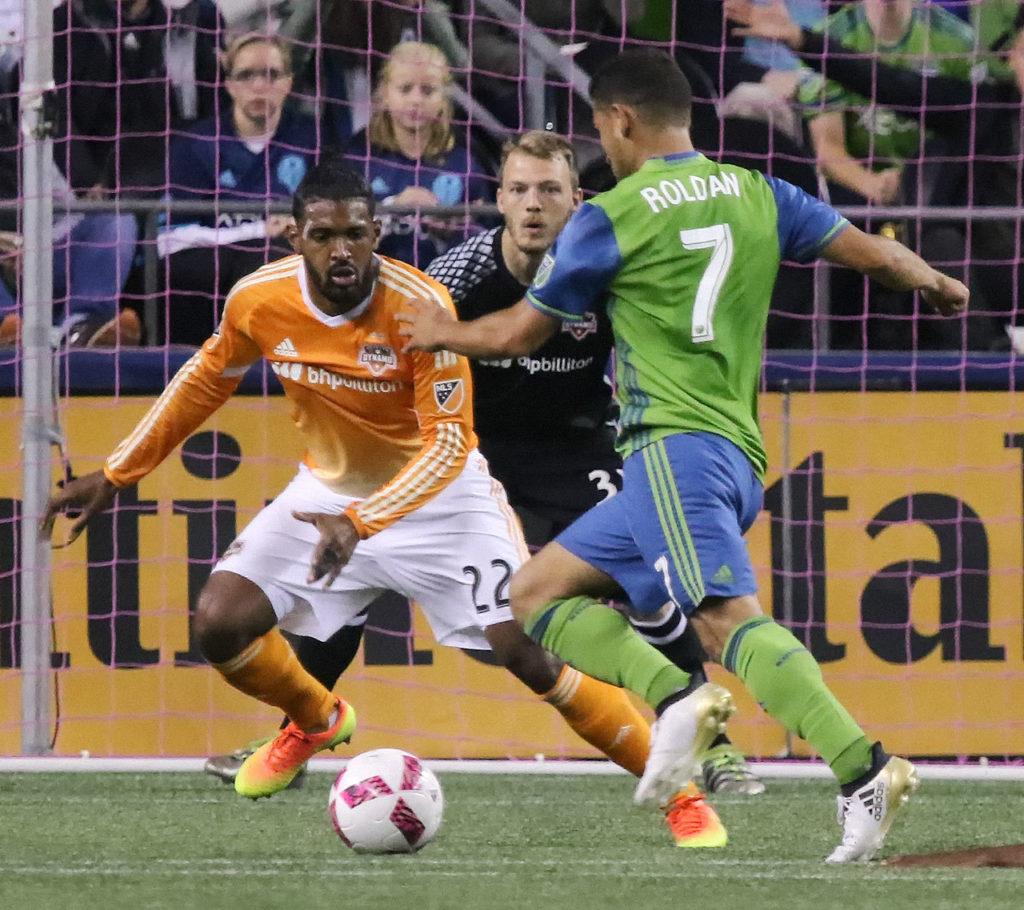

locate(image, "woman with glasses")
[[158, 33, 317, 346]]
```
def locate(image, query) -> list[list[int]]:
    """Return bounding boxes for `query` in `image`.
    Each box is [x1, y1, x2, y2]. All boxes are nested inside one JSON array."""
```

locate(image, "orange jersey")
[[104, 254, 477, 537]]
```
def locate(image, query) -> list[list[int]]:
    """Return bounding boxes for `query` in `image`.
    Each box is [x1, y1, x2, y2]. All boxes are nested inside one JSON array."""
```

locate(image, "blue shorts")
[[556, 432, 763, 617]]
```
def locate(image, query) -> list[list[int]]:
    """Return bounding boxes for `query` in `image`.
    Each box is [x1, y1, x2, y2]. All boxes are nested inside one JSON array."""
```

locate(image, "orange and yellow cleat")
[[663, 785, 728, 848], [235, 698, 357, 799]]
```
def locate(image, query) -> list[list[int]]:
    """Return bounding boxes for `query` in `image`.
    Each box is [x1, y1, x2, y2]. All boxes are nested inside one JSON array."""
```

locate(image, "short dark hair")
[[589, 50, 692, 128], [293, 156, 375, 220]]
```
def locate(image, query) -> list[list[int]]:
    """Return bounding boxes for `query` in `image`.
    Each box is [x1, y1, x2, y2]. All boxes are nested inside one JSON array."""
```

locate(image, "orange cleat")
[[235, 697, 357, 799], [663, 787, 728, 848]]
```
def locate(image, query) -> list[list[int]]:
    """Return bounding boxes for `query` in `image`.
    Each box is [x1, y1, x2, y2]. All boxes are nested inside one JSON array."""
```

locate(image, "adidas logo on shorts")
[[712, 564, 733, 585], [274, 337, 299, 358]]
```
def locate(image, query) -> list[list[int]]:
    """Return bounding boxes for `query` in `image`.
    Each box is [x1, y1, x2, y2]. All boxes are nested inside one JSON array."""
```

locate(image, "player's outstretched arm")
[[41, 325, 257, 546], [397, 297, 559, 358], [821, 224, 969, 316]]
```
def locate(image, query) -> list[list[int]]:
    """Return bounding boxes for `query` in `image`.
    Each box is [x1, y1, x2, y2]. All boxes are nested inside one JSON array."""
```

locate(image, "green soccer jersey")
[[974, 0, 1023, 80], [526, 152, 848, 479], [796, 2, 978, 165]]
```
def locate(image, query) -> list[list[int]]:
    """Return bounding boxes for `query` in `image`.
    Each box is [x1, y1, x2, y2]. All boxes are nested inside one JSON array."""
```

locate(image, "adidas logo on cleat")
[[274, 337, 299, 358]]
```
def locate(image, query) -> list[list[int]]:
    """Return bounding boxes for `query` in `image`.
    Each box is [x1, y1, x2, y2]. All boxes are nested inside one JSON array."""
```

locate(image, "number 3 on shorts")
[[588, 468, 622, 502]]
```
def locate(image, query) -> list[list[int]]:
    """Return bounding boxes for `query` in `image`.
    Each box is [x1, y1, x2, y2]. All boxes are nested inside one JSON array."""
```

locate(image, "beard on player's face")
[[305, 254, 372, 306], [507, 216, 561, 255], [294, 200, 379, 310]]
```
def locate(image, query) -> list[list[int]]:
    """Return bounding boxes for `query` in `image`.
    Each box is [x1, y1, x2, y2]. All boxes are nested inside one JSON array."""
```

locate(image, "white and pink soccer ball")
[[328, 749, 444, 853]]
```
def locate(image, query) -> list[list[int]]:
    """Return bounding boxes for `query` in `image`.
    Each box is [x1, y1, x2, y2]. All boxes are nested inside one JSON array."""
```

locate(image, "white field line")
[[1, 757, 1023, 781], [0, 856, 1018, 883]]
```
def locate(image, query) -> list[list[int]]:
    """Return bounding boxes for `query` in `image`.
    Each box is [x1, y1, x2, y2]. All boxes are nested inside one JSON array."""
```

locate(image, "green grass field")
[[2, 773, 1022, 910]]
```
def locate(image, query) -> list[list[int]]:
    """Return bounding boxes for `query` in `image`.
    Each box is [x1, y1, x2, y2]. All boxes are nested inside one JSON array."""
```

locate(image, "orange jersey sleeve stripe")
[[379, 261, 452, 311], [350, 421, 469, 533], [104, 350, 242, 486], [106, 350, 202, 471], [102, 265, 282, 485], [225, 257, 300, 300], [336, 260, 475, 537]]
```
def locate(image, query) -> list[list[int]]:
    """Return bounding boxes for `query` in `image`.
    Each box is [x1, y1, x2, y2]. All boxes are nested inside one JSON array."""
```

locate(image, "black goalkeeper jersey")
[[426, 226, 614, 442]]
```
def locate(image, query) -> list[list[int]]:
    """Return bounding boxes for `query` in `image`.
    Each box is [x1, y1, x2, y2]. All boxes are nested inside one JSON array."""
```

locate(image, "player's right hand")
[[293, 511, 361, 589], [725, 0, 802, 47], [922, 274, 969, 317], [40, 469, 120, 547], [396, 297, 455, 353]]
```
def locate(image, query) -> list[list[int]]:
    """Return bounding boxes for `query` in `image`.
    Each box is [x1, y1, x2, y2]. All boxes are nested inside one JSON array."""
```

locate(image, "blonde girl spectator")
[[344, 41, 493, 267]]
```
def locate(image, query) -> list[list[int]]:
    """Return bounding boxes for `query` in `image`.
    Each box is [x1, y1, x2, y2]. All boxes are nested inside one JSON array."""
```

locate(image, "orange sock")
[[213, 628, 336, 732], [544, 665, 652, 777]]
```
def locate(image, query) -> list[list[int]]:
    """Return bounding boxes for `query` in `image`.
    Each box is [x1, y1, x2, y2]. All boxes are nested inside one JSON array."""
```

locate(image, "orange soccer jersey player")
[[41, 160, 685, 819]]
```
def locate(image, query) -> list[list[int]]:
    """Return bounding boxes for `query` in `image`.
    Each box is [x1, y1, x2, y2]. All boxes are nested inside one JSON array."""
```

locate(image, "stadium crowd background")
[[1, 0, 1023, 353]]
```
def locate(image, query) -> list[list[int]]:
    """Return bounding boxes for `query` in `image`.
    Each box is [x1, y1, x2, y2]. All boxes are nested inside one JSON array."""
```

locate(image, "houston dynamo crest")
[[358, 337, 398, 376], [562, 311, 598, 341]]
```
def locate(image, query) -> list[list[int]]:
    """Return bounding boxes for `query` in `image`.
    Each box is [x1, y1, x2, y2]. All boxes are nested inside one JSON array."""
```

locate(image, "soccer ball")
[[328, 749, 444, 853]]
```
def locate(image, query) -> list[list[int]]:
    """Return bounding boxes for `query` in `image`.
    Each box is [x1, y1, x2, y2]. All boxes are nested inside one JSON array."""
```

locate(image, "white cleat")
[[633, 682, 736, 807], [826, 756, 919, 864]]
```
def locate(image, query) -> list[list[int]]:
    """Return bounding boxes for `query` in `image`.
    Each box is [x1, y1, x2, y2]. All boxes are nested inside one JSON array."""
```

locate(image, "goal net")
[[2, 0, 1022, 763]]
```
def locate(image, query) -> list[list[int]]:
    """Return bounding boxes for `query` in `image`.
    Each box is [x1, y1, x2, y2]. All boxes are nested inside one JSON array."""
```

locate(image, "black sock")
[[839, 742, 890, 797], [635, 609, 732, 746]]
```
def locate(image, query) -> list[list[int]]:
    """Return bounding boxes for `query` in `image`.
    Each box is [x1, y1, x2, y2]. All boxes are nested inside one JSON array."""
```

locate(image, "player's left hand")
[[396, 297, 455, 353], [293, 511, 360, 588], [40, 469, 120, 548]]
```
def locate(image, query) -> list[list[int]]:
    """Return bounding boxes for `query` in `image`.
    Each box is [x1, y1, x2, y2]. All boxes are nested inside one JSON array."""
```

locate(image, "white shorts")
[[212, 451, 528, 650]]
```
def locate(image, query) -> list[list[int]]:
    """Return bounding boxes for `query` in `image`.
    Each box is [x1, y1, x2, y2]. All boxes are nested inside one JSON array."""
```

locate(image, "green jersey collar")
[[641, 151, 703, 171]]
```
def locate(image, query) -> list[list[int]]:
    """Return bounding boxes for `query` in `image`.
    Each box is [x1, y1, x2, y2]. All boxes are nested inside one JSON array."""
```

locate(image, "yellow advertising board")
[[1, 392, 1022, 758]]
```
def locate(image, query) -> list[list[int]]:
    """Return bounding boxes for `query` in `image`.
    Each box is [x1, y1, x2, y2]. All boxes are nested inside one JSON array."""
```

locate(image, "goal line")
[[2, 757, 1022, 781]]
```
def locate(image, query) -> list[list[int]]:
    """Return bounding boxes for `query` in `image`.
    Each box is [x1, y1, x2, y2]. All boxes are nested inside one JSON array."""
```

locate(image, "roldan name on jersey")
[[640, 173, 742, 213]]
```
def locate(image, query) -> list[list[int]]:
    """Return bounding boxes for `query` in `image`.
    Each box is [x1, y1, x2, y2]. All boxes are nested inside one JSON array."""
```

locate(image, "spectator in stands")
[[316, 0, 426, 147], [671, 1, 774, 98], [729, 0, 1021, 351], [53, 0, 223, 197], [158, 32, 317, 346], [161, 0, 225, 132], [794, 0, 977, 349], [796, 0, 976, 207], [458, 0, 645, 143], [345, 41, 493, 268], [0, 17, 138, 347]]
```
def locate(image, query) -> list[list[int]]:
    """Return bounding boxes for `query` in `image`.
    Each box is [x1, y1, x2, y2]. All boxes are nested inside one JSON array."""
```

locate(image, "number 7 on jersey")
[[681, 223, 734, 344]]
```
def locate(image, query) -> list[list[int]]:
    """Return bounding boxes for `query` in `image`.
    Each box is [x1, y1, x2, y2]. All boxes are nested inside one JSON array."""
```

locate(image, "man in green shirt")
[[797, 0, 978, 204], [398, 49, 967, 862]]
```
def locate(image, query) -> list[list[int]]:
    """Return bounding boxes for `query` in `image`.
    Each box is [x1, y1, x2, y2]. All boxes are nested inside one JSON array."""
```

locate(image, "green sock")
[[524, 596, 691, 710], [723, 617, 873, 785]]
